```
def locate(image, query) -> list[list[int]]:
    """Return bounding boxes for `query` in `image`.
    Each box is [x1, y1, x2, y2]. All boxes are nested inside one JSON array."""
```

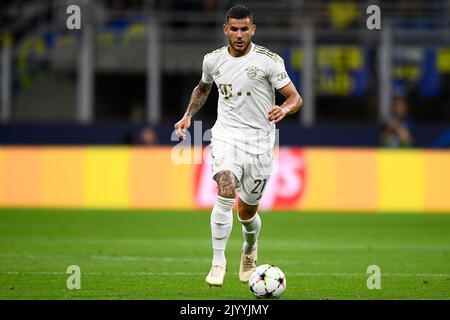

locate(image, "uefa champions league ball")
[[249, 264, 286, 298]]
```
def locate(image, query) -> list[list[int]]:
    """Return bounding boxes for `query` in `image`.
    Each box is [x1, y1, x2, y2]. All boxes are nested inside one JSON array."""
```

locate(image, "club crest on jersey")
[[246, 65, 258, 79]]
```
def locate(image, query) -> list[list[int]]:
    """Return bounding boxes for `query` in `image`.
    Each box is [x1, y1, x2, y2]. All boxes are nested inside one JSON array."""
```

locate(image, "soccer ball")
[[249, 264, 286, 298]]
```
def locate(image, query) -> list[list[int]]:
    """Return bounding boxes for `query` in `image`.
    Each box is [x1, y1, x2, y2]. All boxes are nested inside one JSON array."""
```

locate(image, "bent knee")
[[214, 171, 238, 199], [218, 186, 236, 198]]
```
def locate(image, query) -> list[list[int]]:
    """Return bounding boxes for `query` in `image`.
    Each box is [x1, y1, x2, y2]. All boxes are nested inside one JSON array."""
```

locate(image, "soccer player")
[[174, 5, 303, 286]]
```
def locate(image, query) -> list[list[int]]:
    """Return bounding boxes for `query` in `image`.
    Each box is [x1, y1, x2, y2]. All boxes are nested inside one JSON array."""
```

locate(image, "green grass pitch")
[[0, 209, 449, 300]]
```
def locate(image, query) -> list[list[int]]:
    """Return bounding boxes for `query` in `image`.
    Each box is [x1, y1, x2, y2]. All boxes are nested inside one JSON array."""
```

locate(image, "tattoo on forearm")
[[185, 81, 212, 117]]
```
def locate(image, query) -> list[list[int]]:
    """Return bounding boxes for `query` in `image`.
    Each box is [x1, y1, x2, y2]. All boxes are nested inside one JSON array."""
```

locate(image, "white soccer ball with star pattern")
[[249, 264, 286, 298]]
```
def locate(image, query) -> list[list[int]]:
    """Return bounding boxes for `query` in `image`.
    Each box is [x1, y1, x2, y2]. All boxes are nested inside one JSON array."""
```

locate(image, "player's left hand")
[[268, 105, 288, 124]]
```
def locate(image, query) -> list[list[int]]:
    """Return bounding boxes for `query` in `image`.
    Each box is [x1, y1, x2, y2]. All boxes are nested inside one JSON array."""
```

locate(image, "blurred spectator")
[[129, 103, 145, 123], [124, 125, 158, 145], [202, 0, 217, 11], [171, 0, 196, 29], [380, 97, 415, 148], [139, 126, 158, 145]]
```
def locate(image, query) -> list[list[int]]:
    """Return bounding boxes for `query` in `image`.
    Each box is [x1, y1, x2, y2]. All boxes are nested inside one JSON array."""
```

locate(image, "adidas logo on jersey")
[[213, 69, 221, 78]]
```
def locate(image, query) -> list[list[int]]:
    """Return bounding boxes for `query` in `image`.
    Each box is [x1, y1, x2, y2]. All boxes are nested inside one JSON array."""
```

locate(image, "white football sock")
[[210, 196, 235, 266], [239, 213, 261, 254]]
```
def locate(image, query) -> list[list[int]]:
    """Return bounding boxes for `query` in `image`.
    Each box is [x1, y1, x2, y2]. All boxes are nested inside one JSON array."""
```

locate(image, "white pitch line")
[[2, 271, 449, 277], [89, 255, 211, 263], [0, 253, 212, 263], [1, 237, 448, 251], [0, 253, 446, 269], [1, 271, 201, 276], [292, 272, 450, 277], [87, 255, 435, 267]]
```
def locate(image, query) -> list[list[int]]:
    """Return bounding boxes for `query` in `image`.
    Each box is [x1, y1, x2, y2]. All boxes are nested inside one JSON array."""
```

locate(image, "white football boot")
[[205, 265, 226, 287], [239, 243, 258, 283]]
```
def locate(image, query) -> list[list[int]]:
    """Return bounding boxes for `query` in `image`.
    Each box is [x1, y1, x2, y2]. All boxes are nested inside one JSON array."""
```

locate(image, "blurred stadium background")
[[0, 0, 449, 211], [0, 0, 449, 300]]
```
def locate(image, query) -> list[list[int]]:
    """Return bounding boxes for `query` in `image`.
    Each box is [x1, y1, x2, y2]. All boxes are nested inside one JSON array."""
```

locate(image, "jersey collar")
[[226, 42, 255, 60]]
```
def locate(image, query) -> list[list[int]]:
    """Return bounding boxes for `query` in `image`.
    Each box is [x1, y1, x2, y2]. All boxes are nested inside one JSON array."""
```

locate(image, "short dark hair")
[[225, 5, 253, 23]]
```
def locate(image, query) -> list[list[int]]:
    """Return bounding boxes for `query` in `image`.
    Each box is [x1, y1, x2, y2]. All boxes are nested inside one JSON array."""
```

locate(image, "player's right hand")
[[174, 116, 191, 140]]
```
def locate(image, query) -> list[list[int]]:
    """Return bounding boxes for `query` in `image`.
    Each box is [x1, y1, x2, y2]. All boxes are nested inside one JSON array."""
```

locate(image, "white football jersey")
[[202, 42, 291, 154]]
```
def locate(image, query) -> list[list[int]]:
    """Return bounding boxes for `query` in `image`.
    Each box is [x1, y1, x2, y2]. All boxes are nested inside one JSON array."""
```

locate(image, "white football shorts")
[[210, 138, 273, 205]]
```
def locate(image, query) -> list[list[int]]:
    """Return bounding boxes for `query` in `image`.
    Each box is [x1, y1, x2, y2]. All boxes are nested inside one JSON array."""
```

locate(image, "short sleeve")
[[267, 57, 291, 90], [201, 56, 214, 84]]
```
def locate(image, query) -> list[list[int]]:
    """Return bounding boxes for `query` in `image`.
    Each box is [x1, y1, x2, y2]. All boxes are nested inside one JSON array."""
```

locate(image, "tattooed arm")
[[174, 80, 212, 139], [185, 80, 212, 117]]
